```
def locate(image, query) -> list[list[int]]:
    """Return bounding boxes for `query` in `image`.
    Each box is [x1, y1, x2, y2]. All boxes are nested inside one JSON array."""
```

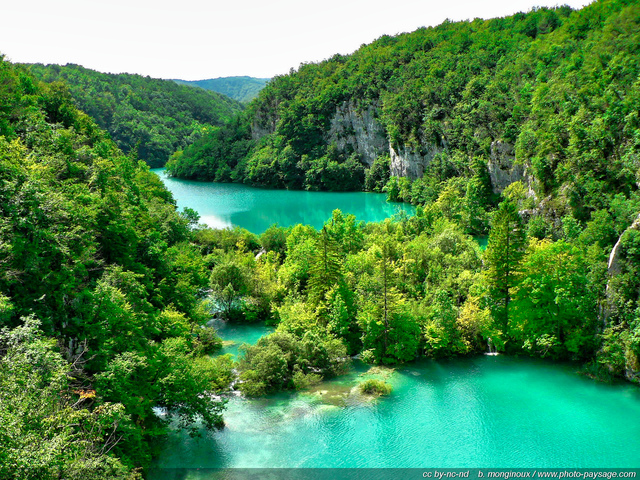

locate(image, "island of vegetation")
[[0, 0, 639, 478], [359, 379, 393, 396]]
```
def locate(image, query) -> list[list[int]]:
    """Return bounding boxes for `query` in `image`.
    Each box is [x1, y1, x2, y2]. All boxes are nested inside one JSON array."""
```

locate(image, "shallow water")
[[151, 325, 640, 475], [208, 318, 274, 358], [149, 171, 640, 474], [151, 169, 414, 233]]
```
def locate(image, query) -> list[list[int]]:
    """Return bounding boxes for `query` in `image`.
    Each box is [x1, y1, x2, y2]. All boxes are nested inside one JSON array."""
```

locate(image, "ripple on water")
[[151, 341, 640, 475]]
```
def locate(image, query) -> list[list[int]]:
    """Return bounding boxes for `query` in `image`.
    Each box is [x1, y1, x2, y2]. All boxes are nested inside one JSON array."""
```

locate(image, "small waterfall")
[[485, 337, 498, 356]]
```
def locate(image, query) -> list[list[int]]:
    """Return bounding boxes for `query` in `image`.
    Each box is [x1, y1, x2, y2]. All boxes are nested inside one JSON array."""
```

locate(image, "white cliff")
[[327, 101, 388, 167], [487, 141, 530, 194]]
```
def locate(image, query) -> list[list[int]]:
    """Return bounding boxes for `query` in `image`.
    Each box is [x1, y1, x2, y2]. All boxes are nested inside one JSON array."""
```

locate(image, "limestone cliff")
[[487, 141, 530, 194], [605, 212, 640, 384], [607, 213, 640, 276], [327, 101, 388, 167], [253, 98, 532, 199], [251, 99, 278, 141], [327, 98, 443, 177], [389, 143, 443, 179]]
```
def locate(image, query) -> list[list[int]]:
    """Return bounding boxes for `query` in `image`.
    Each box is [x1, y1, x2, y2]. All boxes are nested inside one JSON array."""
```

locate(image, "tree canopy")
[[0, 55, 233, 476], [25, 63, 243, 167]]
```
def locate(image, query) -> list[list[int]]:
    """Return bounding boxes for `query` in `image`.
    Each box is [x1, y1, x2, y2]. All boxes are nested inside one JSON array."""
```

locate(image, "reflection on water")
[[150, 323, 640, 475], [151, 169, 414, 233]]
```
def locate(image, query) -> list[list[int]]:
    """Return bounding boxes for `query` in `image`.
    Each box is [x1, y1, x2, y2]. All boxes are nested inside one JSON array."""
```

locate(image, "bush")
[[236, 330, 349, 396], [193, 326, 223, 355], [358, 378, 392, 396], [292, 367, 323, 390]]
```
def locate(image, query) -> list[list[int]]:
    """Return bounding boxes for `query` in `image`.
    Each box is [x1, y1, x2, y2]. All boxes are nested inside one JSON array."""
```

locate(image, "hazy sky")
[[1, 0, 592, 80]]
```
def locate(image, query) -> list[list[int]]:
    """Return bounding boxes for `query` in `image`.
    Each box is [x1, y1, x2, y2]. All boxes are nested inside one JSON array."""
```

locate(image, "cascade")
[[485, 337, 498, 356]]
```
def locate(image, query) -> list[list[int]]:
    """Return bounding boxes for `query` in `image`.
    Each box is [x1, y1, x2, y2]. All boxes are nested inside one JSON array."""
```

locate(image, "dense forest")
[[2, 0, 640, 477], [163, 0, 640, 382], [166, 0, 639, 210], [173, 76, 269, 103], [0, 56, 233, 478], [24, 63, 243, 167]]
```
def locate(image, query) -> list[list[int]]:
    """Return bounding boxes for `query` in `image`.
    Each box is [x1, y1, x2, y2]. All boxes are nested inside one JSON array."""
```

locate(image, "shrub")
[[358, 379, 392, 396]]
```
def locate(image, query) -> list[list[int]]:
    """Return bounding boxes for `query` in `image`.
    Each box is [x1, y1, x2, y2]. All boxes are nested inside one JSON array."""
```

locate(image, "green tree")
[[0, 56, 235, 470], [358, 236, 420, 363], [484, 200, 526, 340], [463, 157, 494, 234], [364, 155, 391, 192], [26, 63, 242, 167], [422, 291, 466, 357], [0, 318, 139, 480], [307, 226, 343, 316], [209, 255, 251, 320], [511, 239, 598, 358]]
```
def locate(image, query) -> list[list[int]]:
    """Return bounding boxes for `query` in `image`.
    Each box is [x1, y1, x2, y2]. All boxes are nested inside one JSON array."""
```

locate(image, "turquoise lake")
[[151, 169, 414, 233], [150, 171, 640, 477], [150, 320, 640, 476]]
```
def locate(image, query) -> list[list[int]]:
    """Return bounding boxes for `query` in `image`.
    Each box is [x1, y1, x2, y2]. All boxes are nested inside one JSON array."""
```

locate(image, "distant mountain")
[[25, 63, 244, 167], [174, 76, 269, 103]]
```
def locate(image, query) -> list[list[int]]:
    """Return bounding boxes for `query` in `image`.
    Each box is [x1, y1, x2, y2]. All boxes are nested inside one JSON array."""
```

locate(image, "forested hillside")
[[2, 0, 640, 476], [167, 0, 639, 212], [174, 76, 269, 103], [0, 56, 232, 478], [25, 63, 243, 167], [164, 0, 640, 384]]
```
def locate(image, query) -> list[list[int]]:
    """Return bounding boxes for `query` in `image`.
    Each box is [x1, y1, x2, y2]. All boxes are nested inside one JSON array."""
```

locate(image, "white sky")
[[0, 0, 592, 80]]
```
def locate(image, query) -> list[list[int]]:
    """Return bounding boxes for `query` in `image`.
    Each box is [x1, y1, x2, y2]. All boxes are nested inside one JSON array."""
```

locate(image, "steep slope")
[[25, 63, 244, 167], [167, 0, 639, 215], [174, 76, 269, 103], [0, 56, 229, 476], [163, 0, 640, 381]]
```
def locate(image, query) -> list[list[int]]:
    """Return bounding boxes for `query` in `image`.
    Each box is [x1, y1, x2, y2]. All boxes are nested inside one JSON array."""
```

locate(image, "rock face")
[[251, 100, 278, 141], [487, 141, 528, 194], [327, 101, 388, 167], [252, 116, 275, 140], [608, 213, 640, 276], [605, 212, 640, 384], [252, 101, 533, 197], [389, 143, 443, 179], [329, 100, 443, 175], [626, 362, 640, 385]]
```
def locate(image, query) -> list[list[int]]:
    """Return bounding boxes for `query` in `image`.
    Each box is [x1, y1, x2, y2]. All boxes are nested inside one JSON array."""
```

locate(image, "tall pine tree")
[[358, 233, 420, 364], [307, 227, 343, 322], [485, 200, 526, 338]]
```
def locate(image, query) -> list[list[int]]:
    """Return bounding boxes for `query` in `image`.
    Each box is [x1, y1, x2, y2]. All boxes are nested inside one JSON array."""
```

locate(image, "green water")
[[475, 235, 489, 250], [150, 169, 640, 474], [208, 318, 274, 358], [151, 324, 640, 475], [151, 169, 414, 233]]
